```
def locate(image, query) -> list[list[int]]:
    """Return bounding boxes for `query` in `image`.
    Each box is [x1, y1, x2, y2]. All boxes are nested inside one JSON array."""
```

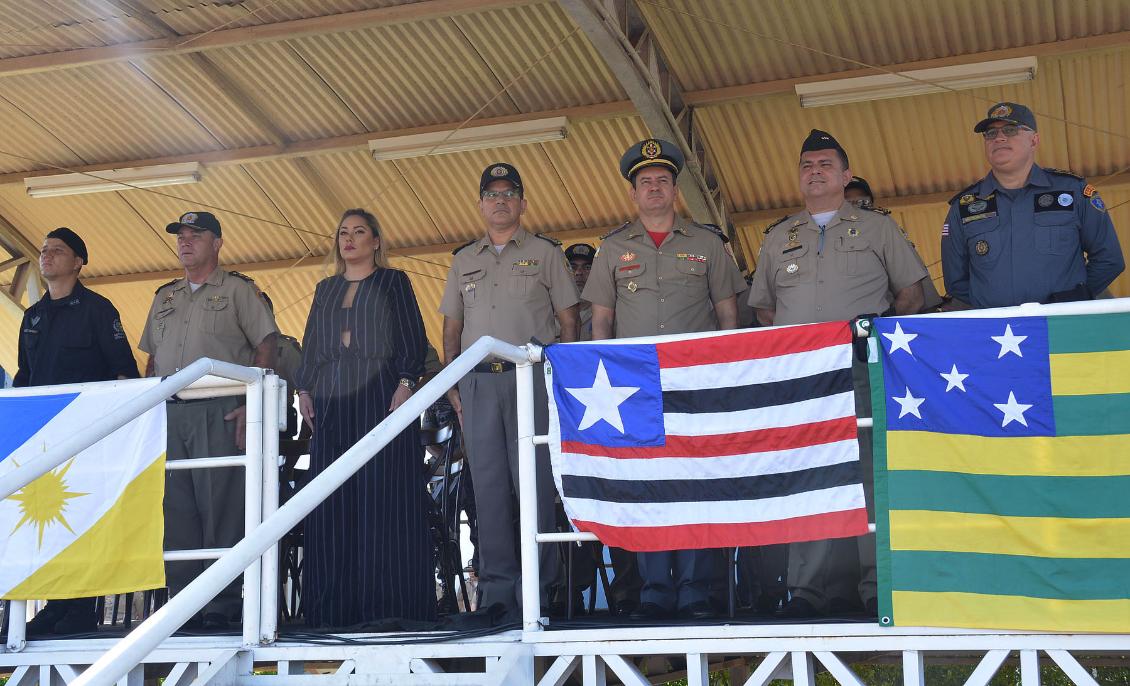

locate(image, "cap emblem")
[[641, 139, 661, 159], [181, 212, 198, 224], [490, 165, 509, 177], [991, 104, 1012, 118]]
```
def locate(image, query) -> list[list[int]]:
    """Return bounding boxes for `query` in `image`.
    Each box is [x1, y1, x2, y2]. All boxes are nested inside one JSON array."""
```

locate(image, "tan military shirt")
[[140, 268, 278, 375], [583, 217, 742, 338], [439, 227, 579, 351], [748, 202, 927, 326]]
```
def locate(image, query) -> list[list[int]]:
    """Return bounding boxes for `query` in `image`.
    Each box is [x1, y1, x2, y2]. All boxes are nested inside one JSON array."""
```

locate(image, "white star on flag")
[[883, 322, 917, 356], [939, 364, 969, 392], [992, 324, 1027, 358], [565, 359, 640, 433], [892, 387, 925, 419], [994, 391, 1033, 427]]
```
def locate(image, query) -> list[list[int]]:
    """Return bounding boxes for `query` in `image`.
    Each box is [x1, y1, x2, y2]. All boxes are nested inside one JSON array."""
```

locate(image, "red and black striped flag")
[[544, 321, 870, 552]]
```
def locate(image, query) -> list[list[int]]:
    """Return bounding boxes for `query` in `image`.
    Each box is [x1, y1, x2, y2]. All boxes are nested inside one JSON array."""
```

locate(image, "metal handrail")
[[0, 359, 262, 501], [73, 336, 535, 686]]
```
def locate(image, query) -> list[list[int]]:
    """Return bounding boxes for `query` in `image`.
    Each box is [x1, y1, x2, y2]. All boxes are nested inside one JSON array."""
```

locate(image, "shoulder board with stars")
[[154, 278, 178, 295], [948, 180, 981, 205], [600, 220, 632, 241], [763, 215, 791, 235], [229, 270, 257, 284], [864, 204, 892, 216], [1044, 167, 1084, 181], [533, 233, 562, 247], [695, 222, 730, 243], [451, 238, 477, 255]]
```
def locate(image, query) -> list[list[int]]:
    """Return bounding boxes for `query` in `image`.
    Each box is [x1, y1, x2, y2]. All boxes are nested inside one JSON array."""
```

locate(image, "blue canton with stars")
[[544, 343, 666, 447], [874, 317, 1054, 437]]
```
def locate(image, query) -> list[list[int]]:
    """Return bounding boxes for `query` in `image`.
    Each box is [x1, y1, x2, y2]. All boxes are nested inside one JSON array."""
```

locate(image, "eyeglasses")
[[482, 189, 521, 200], [981, 125, 1033, 140]]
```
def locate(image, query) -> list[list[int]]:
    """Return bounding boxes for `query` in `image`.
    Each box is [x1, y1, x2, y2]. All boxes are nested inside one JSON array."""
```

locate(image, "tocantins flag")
[[0, 378, 166, 599]]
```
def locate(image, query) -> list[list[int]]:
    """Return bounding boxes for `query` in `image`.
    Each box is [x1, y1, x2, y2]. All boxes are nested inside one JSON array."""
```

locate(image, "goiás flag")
[[544, 321, 870, 552], [0, 378, 166, 599], [872, 312, 1130, 632]]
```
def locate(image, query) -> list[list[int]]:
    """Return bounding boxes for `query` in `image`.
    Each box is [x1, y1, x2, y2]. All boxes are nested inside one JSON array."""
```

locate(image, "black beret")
[[845, 176, 874, 201], [46, 227, 88, 265], [620, 138, 684, 181]]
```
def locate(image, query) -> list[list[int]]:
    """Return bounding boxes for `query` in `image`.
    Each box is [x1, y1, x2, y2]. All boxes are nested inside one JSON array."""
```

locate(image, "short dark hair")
[[800, 148, 849, 170], [630, 165, 676, 188]]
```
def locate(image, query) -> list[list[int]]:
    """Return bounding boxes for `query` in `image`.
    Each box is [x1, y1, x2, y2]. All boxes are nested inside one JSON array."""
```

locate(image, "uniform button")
[[658, 276, 663, 280], [659, 324, 665, 329], [493, 283, 498, 287], [660, 298, 665, 303]]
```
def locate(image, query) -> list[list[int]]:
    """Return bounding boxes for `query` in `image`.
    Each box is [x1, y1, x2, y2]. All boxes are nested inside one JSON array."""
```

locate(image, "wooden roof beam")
[[0, 0, 538, 78]]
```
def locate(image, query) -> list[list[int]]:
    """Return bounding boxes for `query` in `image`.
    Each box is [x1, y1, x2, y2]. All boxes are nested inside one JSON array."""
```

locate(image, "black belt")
[[472, 361, 515, 373]]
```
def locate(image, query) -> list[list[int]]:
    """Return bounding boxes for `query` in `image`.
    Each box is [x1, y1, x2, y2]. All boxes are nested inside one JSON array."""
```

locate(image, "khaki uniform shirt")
[[583, 217, 742, 338], [748, 202, 927, 326], [439, 227, 579, 351], [140, 268, 278, 375]]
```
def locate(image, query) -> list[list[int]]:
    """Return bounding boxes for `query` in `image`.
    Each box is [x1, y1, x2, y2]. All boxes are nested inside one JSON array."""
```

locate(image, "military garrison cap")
[[800, 129, 849, 168], [620, 138, 684, 181]]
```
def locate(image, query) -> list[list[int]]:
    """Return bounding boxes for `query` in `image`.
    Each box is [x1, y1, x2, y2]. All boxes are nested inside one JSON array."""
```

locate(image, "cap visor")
[[165, 222, 186, 233], [973, 117, 1021, 133]]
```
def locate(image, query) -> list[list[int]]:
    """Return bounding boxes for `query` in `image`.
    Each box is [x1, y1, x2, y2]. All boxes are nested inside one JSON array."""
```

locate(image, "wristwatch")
[[399, 377, 418, 391]]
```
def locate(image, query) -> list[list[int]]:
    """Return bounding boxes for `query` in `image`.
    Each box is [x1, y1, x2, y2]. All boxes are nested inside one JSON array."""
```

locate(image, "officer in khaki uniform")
[[584, 139, 743, 621], [439, 163, 580, 620], [140, 211, 278, 630], [748, 131, 925, 619], [565, 243, 596, 341]]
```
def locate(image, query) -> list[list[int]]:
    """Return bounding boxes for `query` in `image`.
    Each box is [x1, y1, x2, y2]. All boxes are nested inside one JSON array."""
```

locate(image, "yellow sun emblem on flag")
[[6, 459, 88, 549]]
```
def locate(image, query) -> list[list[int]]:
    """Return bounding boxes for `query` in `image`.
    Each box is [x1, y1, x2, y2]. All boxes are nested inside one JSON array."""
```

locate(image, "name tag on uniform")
[[618, 263, 642, 273], [959, 193, 998, 224]]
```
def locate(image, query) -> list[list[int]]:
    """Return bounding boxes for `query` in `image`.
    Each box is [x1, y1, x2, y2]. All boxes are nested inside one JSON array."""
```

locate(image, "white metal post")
[[4, 600, 26, 651], [240, 378, 264, 647], [259, 374, 281, 644], [516, 361, 542, 632]]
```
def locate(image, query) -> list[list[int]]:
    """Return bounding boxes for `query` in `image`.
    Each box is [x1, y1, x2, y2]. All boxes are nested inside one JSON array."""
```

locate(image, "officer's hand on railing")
[[389, 384, 412, 413], [298, 392, 315, 432], [447, 387, 464, 429], [225, 405, 248, 451]]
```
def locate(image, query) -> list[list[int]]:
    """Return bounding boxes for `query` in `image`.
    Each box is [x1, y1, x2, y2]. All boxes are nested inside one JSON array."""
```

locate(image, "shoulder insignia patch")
[[451, 238, 478, 256], [533, 233, 562, 247], [764, 215, 790, 235], [1045, 167, 1084, 181], [948, 181, 981, 205], [696, 222, 730, 243], [154, 278, 178, 294], [865, 204, 892, 216], [229, 270, 256, 283], [1083, 184, 1097, 198], [599, 220, 632, 241]]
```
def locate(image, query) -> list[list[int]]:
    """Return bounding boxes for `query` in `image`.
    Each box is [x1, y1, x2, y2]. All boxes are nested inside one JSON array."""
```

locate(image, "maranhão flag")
[[544, 321, 870, 552], [0, 378, 166, 599], [872, 312, 1130, 632]]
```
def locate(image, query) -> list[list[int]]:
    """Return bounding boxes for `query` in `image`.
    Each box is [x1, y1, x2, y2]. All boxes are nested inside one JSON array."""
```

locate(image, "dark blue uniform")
[[941, 165, 1124, 308], [15, 282, 138, 387]]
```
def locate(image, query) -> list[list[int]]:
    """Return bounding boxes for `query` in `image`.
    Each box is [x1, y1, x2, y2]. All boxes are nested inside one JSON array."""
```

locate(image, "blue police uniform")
[[941, 165, 1124, 308], [15, 281, 139, 387], [13, 280, 138, 635]]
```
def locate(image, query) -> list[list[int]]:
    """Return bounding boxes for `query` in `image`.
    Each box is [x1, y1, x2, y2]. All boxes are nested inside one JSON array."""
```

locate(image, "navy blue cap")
[[974, 102, 1038, 133], [166, 211, 222, 237]]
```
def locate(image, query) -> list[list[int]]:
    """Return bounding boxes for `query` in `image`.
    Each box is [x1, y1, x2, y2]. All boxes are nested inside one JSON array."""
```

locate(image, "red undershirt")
[[646, 230, 668, 248]]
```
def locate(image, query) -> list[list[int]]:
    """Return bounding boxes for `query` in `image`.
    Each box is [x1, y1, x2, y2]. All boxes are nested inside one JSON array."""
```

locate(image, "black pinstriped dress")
[[295, 269, 435, 628]]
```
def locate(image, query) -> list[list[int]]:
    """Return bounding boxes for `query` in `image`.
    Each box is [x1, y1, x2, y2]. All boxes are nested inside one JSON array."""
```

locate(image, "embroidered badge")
[[941, 223, 950, 237], [1092, 195, 1106, 212], [787, 229, 798, 242], [968, 200, 988, 214], [626, 281, 639, 292], [620, 251, 636, 262], [847, 227, 860, 237], [514, 259, 540, 267], [1083, 184, 1097, 198], [975, 240, 990, 256], [181, 212, 198, 224], [960, 194, 975, 205], [991, 104, 1012, 118], [785, 263, 799, 274], [641, 140, 661, 159], [1057, 193, 1073, 207], [490, 165, 509, 177], [1037, 194, 1054, 208]]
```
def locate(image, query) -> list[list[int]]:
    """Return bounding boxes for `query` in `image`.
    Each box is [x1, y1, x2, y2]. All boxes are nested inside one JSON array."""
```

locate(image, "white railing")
[[72, 336, 537, 686], [1, 360, 286, 652]]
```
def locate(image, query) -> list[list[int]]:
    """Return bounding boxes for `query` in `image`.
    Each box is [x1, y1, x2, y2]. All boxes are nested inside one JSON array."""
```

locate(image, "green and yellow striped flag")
[[871, 312, 1130, 632]]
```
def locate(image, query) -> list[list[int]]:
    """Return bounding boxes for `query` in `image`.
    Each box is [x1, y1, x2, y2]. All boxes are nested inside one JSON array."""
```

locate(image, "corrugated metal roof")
[[288, 21, 518, 132], [0, 1, 157, 59], [1, 62, 222, 163], [0, 95, 86, 174], [638, 0, 1130, 92]]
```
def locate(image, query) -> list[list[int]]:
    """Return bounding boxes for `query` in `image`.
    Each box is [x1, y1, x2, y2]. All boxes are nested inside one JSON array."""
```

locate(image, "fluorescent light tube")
[[370, 117, 568, 161], [26, 162, 202, 198], [795, 57, 1038, 108]]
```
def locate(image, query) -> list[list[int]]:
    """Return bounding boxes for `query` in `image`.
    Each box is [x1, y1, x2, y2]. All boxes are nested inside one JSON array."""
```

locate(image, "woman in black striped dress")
[[295, 209, 435, 628]]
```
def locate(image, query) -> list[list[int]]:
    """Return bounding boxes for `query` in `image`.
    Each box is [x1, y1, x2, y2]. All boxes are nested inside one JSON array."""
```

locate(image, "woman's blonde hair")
[[333, 208, 389, 275]]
